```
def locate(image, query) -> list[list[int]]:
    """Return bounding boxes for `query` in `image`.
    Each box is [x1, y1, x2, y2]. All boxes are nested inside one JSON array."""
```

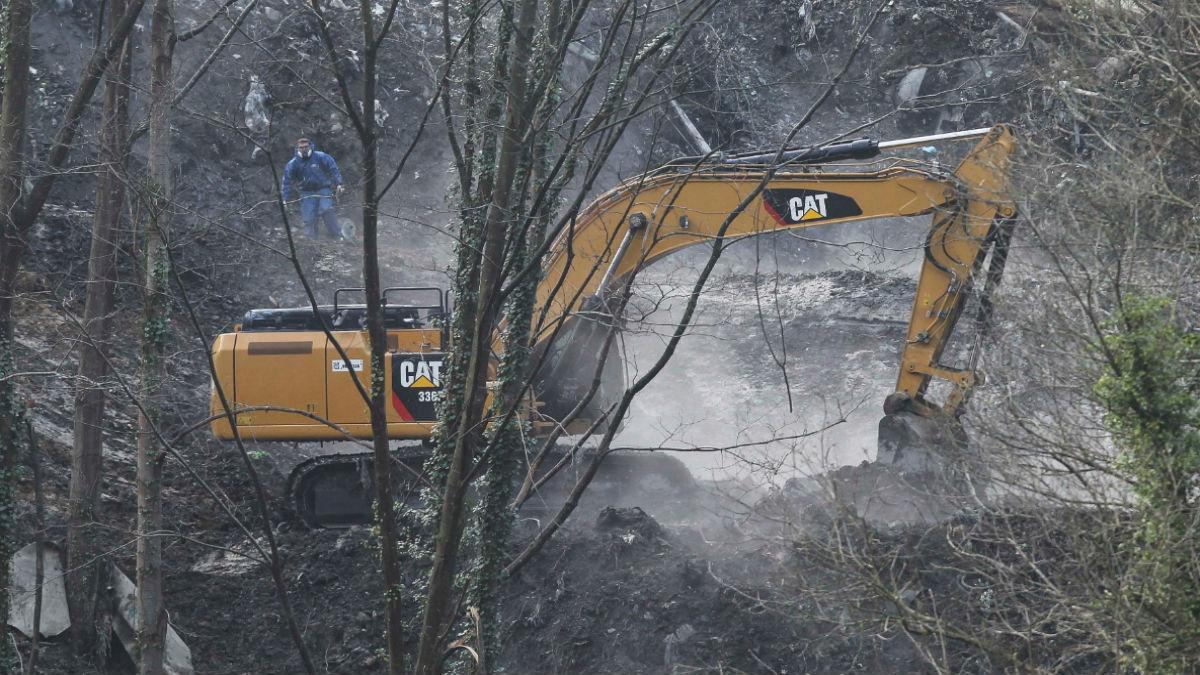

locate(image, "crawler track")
[[285, 446, 697, 528]]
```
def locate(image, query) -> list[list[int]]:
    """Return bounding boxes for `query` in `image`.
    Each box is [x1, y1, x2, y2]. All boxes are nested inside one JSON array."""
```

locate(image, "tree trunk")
[[0, 2, 145, 663], [358, 3, 407, 672], [0, 0, 33, 667], [136, 0, 174, 671], [414, 1, 538, 671], [26, 420, 46, 675], [68, 0, 133, 653]]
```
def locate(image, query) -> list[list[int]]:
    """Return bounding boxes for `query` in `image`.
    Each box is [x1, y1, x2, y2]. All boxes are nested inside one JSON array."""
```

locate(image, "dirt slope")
[[8, 0, 1047, 672]]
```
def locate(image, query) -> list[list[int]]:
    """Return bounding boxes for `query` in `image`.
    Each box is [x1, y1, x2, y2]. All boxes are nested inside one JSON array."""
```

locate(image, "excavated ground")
[[7, 0, 1052, 672]]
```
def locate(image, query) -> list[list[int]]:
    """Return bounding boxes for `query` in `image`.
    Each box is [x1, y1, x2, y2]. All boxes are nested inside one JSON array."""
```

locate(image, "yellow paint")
[[408, 375, 435, 388]]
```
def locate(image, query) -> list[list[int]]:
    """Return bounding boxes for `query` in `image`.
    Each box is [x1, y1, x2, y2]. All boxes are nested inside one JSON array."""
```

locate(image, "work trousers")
[[298, 188, 341, 239]]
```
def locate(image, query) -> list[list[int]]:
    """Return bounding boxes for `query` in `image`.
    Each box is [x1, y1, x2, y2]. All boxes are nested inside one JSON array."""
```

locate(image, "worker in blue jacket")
[[282, 137, 345, 240]]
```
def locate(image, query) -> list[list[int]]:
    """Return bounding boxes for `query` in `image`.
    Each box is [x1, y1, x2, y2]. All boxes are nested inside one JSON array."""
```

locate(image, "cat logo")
[[391, 353, 446, 422], [789, 193, 829, 221], [762, 189, 863, 225], [399, 359, 442, 388]]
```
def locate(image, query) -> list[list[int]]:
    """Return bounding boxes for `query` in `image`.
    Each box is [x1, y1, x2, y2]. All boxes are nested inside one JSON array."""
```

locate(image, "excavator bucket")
[[877, 411, 988, 490]]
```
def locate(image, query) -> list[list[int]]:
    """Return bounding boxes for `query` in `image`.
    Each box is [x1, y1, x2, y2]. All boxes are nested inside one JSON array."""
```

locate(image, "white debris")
[[894, 67, 928, 110], [190, 547, 259, 577], [7, 542, 70, 639], [358, 99, 389, 127], [111, 565, 194, 675], [244, 75, 271, 135], [663, 623, 697, 665], [796, 0, 816, 43]]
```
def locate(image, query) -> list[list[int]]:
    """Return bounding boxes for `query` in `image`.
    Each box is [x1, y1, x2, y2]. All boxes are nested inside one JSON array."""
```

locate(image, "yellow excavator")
[[209, 125, 1016, 527]]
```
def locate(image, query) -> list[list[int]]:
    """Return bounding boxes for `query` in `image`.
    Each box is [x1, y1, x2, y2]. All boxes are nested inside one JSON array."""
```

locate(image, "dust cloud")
[[614, 219, 929, 487]]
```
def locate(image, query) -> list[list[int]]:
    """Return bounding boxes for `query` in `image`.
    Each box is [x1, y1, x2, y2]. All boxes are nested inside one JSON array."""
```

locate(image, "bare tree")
[[412, 0, 542, 669], [301, 0, 726, 669], [0, 0, 34, 664], [0, 0, 145, 666], [408, 0, 760, 670], [134, 0, 176, 669], [68, 0, 136, 655], [305, 0, 418, 666]]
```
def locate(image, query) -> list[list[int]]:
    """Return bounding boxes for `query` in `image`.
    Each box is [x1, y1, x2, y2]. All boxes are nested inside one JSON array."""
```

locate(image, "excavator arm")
[[532, 125, 1016, 423]]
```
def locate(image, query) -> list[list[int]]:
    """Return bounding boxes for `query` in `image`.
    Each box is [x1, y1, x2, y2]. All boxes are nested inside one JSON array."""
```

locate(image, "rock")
[[670, 623, 696, 642], [7, 542, 70, 638], [663, 623, 697, 665], [1095, 55, 1128, 83], [262, 6, 283, 22], [680, 559, 706, 589], [191, 545, 258, 577], [894, 66, 928, 111], [596, 506, 665, 540]]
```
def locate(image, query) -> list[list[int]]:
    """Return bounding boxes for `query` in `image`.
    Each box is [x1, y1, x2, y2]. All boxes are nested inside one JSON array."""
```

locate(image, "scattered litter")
[[244, 75, 271, 135]]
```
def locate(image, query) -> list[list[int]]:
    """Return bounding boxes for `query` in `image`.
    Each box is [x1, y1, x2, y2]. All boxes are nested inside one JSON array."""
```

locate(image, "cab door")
[[233, 332, 327, 428]]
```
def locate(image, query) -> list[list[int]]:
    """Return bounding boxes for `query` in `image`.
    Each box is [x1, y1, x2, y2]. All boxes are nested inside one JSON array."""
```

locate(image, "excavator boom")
[[533, 125, 1015, 421]]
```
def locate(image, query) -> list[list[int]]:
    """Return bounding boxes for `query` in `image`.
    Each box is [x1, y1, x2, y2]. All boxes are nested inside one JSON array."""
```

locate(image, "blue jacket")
[[282, 145, 343, 200]]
